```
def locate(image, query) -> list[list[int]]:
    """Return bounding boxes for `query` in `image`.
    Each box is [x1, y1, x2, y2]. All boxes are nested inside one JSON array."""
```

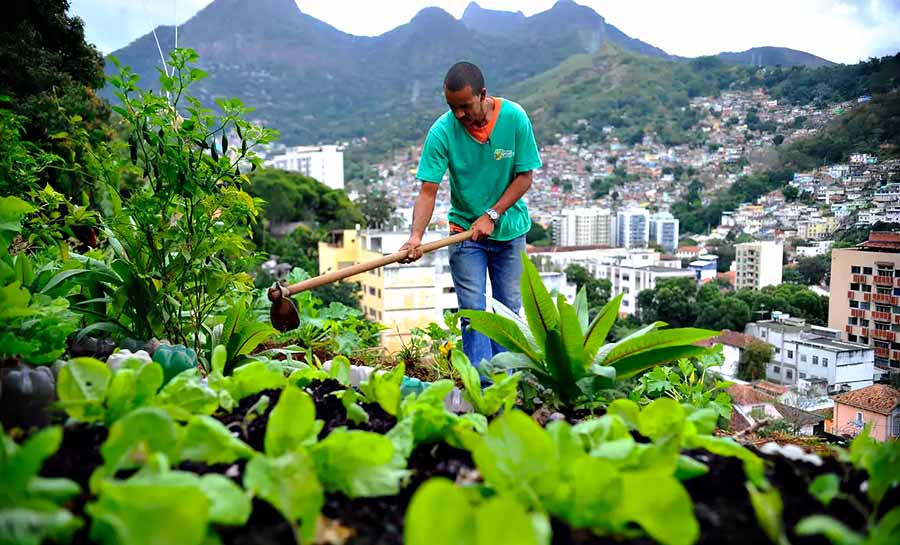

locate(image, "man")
[[400, 61, 542, 368]]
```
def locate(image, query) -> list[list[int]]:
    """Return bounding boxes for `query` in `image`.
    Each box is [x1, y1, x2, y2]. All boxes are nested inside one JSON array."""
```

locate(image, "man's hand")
[[399, 235, 423, 264], [471, 214, 495, 241]]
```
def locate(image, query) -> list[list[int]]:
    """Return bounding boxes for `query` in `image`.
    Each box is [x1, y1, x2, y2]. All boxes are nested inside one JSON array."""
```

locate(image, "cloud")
[[70, 0, 899, 63]]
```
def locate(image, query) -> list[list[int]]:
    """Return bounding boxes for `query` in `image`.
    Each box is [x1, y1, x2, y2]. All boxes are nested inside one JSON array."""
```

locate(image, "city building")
[[265, 145, 345, 189], [688, 254, 718, 283], [552, 207, 612, 247], [734, 240, 783, 289], [828, 231, 900, 373], [697, 329, 755, 380], [615, 207, 650, 249], [832, 384, 900, 441], [649, 212, 679, 252], [745, 314, 877, 392]]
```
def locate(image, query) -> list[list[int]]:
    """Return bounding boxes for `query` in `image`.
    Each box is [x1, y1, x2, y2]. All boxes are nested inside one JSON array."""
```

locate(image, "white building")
[[698, 330, 756, 380], [265, 145, 345, 190], [734, 240, 783, 290], [552, 208, 612, 247], [649, 212, 679, 253], [745, 315, 877, 393], [615, 207, 650, 249]]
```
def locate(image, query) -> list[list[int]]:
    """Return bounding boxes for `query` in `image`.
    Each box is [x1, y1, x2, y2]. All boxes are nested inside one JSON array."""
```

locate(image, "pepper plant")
[[463, 255, 718, 409], [67, 48, 277, 348]]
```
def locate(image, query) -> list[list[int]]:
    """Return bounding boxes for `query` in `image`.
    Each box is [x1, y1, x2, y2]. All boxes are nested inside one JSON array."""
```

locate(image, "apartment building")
[[615, 207, 650, 249], [649, 212, 680, 252], [828, 231, 900, 373], [552, 207, 612, 247], [265, 145, 345, 189], [745, 315, 877, 392], [734, 240, 783, 290]]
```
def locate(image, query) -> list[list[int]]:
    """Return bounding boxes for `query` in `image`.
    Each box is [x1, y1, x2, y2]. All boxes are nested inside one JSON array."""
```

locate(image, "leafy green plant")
[[630, 350, 733, 420], [358, 363, 406, 416], [0, 425, 82, 545], [451, 349, 519, 417], [465, 254, 717, 409], [87, 49, 277, 349], [204, 296, 276, 374], [796, 424, 900, 545]]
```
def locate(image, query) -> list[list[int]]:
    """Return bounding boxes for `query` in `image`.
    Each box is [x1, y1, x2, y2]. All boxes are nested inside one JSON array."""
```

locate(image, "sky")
[[71, 0, 900, 64]]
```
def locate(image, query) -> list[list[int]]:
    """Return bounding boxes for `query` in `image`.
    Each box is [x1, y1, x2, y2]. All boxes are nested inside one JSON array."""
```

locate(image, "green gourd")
[[0, 364, 56, 428], [152, 344, 198, 385]]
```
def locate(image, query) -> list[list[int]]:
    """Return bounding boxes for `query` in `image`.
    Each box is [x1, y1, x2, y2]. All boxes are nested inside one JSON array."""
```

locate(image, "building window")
[[377, 289, 382, 298], [863, 267, 873, 275], [851, 266, 861, 273], [861, 319, 870, 327], [849, 317, 859, 325], [823, 358, 828, 367], [800, 355, 807, 362], [812, 356, 819, 365], [786, 370, 794, 379], [862, 284, 872, 292], [877, 287, 891, 295], [761, 330, 767, 338], [848, 334, 858, 342], [773, 365, 780, 373], [787, 350, 794, 359], [850, 283, 860, 291], [861, 336, 869, 344], [850, 300, 859, 308], [775, 347, 781, 354], [442, 287, 455, 294], [861, 302, 870, 310], [893, 414, 900, 437], [856, 411, 864, 424], [800, 372, 807, 379]]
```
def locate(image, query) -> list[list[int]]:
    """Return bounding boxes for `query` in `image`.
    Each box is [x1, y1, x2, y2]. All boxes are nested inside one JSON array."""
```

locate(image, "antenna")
[[174, 0, 178, 50], [140, 0, 170, 78]]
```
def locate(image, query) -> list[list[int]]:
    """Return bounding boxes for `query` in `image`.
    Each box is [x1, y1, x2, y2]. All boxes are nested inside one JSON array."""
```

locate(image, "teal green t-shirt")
[[416, 98, 542, 241]]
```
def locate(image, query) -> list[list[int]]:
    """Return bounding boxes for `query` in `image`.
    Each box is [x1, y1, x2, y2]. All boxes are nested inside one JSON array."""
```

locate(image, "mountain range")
[[106, 0, 836, 146]]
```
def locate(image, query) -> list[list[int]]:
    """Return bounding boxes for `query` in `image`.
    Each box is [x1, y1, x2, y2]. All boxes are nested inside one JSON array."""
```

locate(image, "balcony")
[[896, 278, 900, 288], [850, 308, 867, 318], [847, 290, 856, 299], [872, 293, 898, 305], [852, 274, 868, 283], [873, 311, 892, 322], [863, 293, 872, 302], [874, 275, 894, 286], [872, 330, 896, 342], [861, 328, 869, 336], [845, 325, 853, 334], [895, 314, 900, 325], [893, 350, 900, 361], [875, 347, 890, 358]]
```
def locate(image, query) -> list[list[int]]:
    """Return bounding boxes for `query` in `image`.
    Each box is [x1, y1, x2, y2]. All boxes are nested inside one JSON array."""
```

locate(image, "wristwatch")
[[485, 208, 500, 222]]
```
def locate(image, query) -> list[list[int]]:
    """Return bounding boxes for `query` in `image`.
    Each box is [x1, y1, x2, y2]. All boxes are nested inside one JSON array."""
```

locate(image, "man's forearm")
[[410, 187, 437, 239], [491, 171, 533, 215]]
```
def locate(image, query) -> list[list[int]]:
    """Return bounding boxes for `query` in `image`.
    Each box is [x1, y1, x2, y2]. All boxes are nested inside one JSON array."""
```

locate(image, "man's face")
[[445, 85, 487, 129]]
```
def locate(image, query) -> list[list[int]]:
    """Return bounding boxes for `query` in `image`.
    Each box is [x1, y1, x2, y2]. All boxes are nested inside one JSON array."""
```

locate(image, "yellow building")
[[318, 229, 457, 351]]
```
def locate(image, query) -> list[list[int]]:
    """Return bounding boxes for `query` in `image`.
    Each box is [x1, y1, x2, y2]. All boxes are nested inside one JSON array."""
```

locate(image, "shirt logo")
[[494, 148, 514, 160]]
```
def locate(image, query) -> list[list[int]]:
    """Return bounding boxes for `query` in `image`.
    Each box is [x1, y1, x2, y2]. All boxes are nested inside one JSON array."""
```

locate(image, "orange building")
[[832, 384, 900, 441]]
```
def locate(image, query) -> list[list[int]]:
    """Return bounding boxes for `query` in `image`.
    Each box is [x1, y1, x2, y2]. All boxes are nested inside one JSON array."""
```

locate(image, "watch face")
[[487, 209, 499, 220]]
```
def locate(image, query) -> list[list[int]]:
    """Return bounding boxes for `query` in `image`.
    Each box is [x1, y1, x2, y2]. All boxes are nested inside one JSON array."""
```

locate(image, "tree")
[[705, 239, 736, 272], [564, 264, 611, 315], [738, 340, 772, 381], [797, 255, 829, 286], [773, 134, 784, 146], [1, 0, 111, 201], [248, 169, 365, 229], [356, 189, 396, 229], [526, 221, 552, 246], [637, 276, 697, 327], [696, 296, 752, 331], [783, 185, 799, 201]]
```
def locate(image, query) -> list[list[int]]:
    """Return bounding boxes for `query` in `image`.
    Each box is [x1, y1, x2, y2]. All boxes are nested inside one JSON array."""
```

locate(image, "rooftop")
[[727, 383, 776, 406], [698, 329, 756, 349], [832, 384, 900, 416], [858, 231, 900, 252], [795, 336, 872, 353]]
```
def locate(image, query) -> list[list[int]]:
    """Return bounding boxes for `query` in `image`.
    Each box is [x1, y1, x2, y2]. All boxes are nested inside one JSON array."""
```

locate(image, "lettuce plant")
[[462, 255, 718, 409], [451, 349, 519, 417]]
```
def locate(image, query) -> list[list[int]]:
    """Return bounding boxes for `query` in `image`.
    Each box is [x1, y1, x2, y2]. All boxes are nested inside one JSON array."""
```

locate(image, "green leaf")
[[404, 478, 474, 545], [57, 358, 111, 422], [747, 483, 788, 545], [795, 515, 864, 545], [230, 361, 287, 402], [560, 456, 622, 528], [329, 355, 351, 385], [197, 474, 251, 526], [458, 310, 541, 364], [101, 407, 181, 475], [638, 398, 685, 441], [0, 506, 82, 545], [475, 494, 546, 545], [613, 470, 699, 545], [809, 473, 840, 507], [606, 399, 640, 430], [557, 296, 588, 375], [106, 362, 164, 423], [613, 345, 713, 381], [466, 410, 559, 508], [26, 477, 82, 503], [245, 451, 323, 544], [869, 507, 900, 545], [176, 416, 254, 465], [600, 327, 717, 369], [520, 253, 559, 349], [674, 455, 709, 480], [582, 293, 623, 360], [358, 363, 404, 416], [573, 287, 589, 334], [687, 435, 765, 487], [310, 429, 410, 498], [87, 477, 211, 545], [156, 371, 219, 417], [0, 426, 63, 495], [264, 386, 320, 456]]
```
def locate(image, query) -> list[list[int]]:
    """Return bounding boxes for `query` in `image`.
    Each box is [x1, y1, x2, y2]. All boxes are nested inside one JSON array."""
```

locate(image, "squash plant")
[[462, 254, 718, 409]]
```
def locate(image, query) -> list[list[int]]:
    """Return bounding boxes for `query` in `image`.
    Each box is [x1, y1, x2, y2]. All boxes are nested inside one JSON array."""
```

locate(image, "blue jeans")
[[448, 234, 525, 370]]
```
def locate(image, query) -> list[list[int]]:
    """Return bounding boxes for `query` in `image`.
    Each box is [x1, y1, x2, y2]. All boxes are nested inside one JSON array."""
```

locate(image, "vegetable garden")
[[2, 49, 898, 545]]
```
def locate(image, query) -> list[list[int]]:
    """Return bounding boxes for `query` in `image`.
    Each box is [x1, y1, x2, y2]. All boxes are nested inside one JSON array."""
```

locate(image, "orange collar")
[[464, 97, 502, 144]]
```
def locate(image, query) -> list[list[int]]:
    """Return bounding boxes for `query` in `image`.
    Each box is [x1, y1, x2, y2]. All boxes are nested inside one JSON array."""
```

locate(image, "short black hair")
[[444, 62, 484, 93]]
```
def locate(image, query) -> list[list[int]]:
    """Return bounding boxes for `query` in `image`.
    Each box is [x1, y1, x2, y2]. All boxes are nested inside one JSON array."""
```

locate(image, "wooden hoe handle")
[[273, 230, 473, 296]]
